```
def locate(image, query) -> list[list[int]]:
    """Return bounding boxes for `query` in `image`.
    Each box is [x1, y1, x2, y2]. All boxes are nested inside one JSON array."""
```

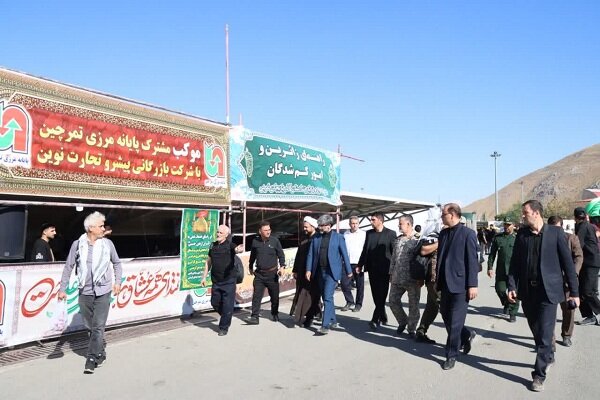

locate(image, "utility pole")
[[490, 151, 501, 218]]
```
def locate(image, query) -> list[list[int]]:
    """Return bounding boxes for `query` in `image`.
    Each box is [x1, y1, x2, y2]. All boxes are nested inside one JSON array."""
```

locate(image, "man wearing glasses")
[[58, 211, 122, 374]]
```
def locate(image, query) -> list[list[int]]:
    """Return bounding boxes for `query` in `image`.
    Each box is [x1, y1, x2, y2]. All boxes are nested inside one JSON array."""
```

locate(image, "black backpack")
[[409, 241, 431, 281]]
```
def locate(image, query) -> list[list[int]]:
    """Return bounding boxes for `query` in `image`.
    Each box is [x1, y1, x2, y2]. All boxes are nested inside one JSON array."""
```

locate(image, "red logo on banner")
[[0, 100, 32, 168]]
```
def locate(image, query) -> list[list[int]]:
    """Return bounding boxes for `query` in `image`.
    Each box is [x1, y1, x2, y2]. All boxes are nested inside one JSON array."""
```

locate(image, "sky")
[[3, 1, 599, 206]]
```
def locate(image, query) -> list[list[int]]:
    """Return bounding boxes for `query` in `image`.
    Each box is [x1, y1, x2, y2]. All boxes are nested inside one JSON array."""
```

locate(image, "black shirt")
[[208, 240, 237, 282], [526, 225, 544, 283], [358, 227, 397, 273], [30, 238, 54, 262], [249, 236, 286, 271], [319, 231, 331, 268]]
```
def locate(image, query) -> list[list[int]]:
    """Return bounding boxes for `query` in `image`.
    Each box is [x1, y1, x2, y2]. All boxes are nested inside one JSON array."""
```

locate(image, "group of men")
[[51, 199, 599, 392]]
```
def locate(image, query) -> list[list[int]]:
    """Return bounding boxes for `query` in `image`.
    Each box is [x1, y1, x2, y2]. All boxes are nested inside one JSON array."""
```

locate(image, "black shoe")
[[396, 324, 406, 335], [408, 331, 416, 338], [442, 358, 456, 370], [271, 314, 279, 322], [502, 305, 509, 315], [340, 302, 354, 312], [509, 314, 517, 323], [96, 353, 106, 368], [415, 332, 436, 344], [218, 329, 228, 336], [368, 321, 378, 331], [352, 305, 362, 312], [463, 331, 476, 354], [246, 316, 259, 325], [303, 318, 314, 328], [381, 318, 389, 326], [84, 357, 96, 374], [579, 316, 597, 326], [561, 336, 572, 347]]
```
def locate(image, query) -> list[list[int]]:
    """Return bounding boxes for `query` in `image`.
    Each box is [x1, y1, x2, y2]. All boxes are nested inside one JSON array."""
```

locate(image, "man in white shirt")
[[341, 216, 367, 312]]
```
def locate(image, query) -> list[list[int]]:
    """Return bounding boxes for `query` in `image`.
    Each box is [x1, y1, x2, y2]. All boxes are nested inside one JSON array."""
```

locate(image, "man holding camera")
[[507, 200, 579, 392]]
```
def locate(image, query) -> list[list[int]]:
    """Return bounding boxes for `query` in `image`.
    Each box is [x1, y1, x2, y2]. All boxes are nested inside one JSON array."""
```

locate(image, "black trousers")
[[341, 264, 365, 306], [251, 270, 279, 318], [440, 288, 472, 359], [369, 270, 389, 323], [211, 278, 236, 331], [521, 285, 557, 381], [579, 266, 600, 318]]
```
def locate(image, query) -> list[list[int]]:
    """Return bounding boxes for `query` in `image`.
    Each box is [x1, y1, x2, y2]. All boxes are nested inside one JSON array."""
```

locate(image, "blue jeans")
[[78, 292, 111, 359], [319, 266, 338, 327]]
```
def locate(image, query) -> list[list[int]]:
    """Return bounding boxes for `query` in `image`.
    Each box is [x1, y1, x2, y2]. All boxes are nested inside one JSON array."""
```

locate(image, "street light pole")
[[490, 151, 501, 218]]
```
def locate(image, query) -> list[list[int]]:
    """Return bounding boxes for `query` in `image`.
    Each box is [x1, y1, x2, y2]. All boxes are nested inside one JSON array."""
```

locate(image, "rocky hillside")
[[464, 143, 600, 220]]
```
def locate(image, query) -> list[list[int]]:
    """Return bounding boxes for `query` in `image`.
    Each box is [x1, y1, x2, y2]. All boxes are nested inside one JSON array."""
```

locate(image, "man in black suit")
[[574, 207, 600, 326], [508, 200, 579, 392], [436, 203, 478, 370]]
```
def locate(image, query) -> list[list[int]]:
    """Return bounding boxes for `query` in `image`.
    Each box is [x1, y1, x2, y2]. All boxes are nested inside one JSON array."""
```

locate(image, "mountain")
[[464, 143, 600, 220]]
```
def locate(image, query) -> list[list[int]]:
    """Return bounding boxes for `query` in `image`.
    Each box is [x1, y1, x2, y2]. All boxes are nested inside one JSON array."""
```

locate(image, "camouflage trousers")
[[389, 282, 421, 333]]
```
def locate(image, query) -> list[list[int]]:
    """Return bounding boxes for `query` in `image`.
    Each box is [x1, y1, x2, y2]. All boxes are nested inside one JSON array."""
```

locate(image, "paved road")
[[1, 273, 599, 399]]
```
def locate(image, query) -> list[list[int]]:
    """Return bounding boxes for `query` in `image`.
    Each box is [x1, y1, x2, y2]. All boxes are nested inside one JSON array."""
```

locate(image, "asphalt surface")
[[1, 270, 599, 399]]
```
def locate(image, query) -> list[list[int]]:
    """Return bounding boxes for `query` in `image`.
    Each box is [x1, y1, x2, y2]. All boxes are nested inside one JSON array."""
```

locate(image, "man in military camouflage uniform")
[[388, 215, 420, 336], [487, 218, 518, 322]]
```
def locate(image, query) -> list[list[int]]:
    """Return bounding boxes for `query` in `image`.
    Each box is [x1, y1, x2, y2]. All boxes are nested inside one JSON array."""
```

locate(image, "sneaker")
[[340, 302, 354, 312], [352, 305, 362, 313], [579, 316, 597, 326], [96, 353, 106, 368], [530, 377, 544, 392], [218, 329, 228, 336], [330, 322, 341, 329], [246, 316, 259, 325], [561, 336, 572, 347], [442, 358, 456, 370], [319, 326, 330, 335], [415, 331, 436, 344], [84, 357, 96, 374]]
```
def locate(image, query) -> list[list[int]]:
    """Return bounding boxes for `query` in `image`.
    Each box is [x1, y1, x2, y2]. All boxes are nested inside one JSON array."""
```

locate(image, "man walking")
[[436, 203, 478, 370], [388, 215, 420, 337], [57, 211, 122, 374], [247, 220, 286, 324], [574, 207, 600, 326], [415, 230, 440, 344], [30, 223, 56, 262], [306, 214, 352, 334], [508, 200, 579, 392], [548, 216, 583, 347], [201, 225, 244, 336], [487, 218, 519, 322], [358, 212, 397, 330], [341, 216, 366, 312], [291, 216, 321, 327]]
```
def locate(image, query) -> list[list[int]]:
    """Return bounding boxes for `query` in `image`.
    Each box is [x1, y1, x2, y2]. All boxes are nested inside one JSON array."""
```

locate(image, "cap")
[[585, 198, 600, 218], [574, 207, 587, 219], [503, 217, 513, 225], [303, 216, 318, 228]]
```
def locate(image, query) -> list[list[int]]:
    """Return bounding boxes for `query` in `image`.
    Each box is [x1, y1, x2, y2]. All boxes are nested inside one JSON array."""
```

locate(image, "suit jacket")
[[508, 224, 579, 304], [306, 231, 352, 281], [436, 224, 479, 294], [575, 220, 600, 268]]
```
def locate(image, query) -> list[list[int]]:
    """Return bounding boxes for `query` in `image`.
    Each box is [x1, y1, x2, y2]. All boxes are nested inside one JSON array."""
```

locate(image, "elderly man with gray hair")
[[58, 211, 122, 374], [306, 214, 352, 334]]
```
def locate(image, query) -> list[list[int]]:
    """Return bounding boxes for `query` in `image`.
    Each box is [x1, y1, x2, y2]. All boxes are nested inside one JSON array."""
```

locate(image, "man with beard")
[[291, 216, 321, 327], [358, 212, 397, 330], [508, 200, 579, 392]]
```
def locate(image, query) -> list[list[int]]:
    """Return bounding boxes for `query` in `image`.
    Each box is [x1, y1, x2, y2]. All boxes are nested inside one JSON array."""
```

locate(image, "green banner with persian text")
[[180, 209, 219, 290], [230, 127, 341, 205]]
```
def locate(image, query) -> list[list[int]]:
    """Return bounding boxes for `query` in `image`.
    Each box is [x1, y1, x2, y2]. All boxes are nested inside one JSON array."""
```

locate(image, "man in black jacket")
[[30, 223, 56, 262], [574, 207, 600, 326], [508, 200, 579, 392], [358, 212, 396, 330]]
